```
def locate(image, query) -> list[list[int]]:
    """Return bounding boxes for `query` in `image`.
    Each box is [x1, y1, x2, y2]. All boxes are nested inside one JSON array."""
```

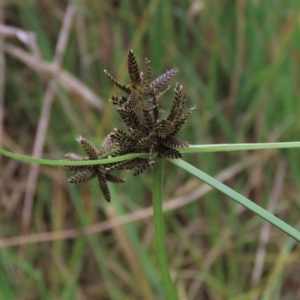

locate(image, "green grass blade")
[[2, 142, 300, 166], [183, 142, 300, 153], [153, 158, 178, 300], [0, 264, 14, 299], [110, 186, 164, 297], [0, 147, 148, 166], [170, 159, 300, 242]]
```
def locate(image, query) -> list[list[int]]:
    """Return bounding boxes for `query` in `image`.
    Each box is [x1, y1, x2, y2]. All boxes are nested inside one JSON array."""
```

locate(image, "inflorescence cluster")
[[64, 50, 196, 202]]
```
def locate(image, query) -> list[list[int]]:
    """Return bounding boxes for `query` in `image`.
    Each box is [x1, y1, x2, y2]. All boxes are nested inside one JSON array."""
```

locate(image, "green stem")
[[183, 141, 300, 153], [0, 147, 148, 166], [153, 158, 178, 300], [171, 159, 300, 242], [1, 141, 300, 166]]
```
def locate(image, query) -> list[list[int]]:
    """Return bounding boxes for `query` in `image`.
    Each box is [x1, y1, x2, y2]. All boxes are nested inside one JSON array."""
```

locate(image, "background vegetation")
[[1, 0, 300, 299]]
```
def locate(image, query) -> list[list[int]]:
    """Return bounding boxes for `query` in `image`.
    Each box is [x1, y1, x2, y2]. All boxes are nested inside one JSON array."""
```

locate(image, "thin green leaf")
[[153, 158, 178, 299], [182, 142, 300, 154], [0, 147, 148, 166], [171, 159, 300, 242]]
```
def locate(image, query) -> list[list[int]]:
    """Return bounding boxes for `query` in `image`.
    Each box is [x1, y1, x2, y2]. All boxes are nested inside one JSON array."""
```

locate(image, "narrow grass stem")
[[171, 159, 300, 242], [153, 158, 178, 300], [183, 142, 300, 153], [0, 147, 148, 166], [2, 142, 300, 166]]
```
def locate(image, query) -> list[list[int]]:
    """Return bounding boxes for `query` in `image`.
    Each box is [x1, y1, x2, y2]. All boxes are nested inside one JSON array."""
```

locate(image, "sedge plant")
[[1, 50, 300, 299]]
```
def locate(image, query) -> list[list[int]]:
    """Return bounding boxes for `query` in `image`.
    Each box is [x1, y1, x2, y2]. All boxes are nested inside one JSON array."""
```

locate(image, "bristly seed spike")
[[128, 50, 141, 86], [104, 69, 131, 94], [150, 68, 179, 91], [64, 50, 195, 202]]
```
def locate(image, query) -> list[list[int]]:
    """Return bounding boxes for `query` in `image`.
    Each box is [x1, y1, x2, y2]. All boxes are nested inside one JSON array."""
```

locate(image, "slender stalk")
[[2, 142, 300, 166], [0, 148, 148, 166], [171, 159, 300, 242], [153, 158, 178, 300], [183, 142, 300, 153]]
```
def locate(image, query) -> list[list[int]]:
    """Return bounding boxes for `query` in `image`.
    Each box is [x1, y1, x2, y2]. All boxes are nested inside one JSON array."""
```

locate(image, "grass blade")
[[182, 142, 300, 153], [171, 159, 300, 242], [0, 147, 148, 166], [153, 158, 178, 299]]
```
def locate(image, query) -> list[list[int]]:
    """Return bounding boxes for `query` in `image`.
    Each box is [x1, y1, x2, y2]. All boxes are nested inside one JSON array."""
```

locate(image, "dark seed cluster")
[[64, 136, 124, 202], [64, 50, 196, 202]]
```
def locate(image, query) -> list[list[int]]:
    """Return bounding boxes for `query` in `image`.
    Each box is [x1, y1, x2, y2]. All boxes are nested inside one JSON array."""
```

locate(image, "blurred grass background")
[[1, 0, 300, 299]]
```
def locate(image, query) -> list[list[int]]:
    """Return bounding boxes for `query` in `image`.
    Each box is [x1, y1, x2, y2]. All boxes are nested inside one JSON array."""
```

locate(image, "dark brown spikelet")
[[137, 132, 156, 149], [171, 105, 197, 136], [145, 58, 152, 81], [159, 146, 182, 159], [133, 160, 149, 176], [99, 135, 116, 156], [109, 147, 130, 158], [106, 173, 125, 183], [104, 70, 132, 94], [128, 128, 146, 141], [109, 129, 136, 147], [106, 158, 147, 171], [122, 91, 142, 111], [160, 137, 189, 149], [142, 109, 154, 132], [167, 83, 186, 121], [68, 170, 95, 184], [150, 68, 179, 91], [117, 109, 142, 131], [167, 83, 183, 122], [154, 119, 174, 139], [76, 136, 98, 159], [133, 166, 146, 176], [128, 50, 141, 86], [97, 168, 110, 202], [110, 95, 128, 107], [64, 136, 127, 203], [105, 159, 133, 171]]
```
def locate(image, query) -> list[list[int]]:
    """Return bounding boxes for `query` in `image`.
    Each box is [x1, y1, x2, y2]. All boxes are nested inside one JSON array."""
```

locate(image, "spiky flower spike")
[[113, 81, 195, 165], [106, 53, 195, 167], [64, 50, 195, 200], [127, 50, 141, 86], [104, 50, 179, 111], [64, 136, 124, 202]]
